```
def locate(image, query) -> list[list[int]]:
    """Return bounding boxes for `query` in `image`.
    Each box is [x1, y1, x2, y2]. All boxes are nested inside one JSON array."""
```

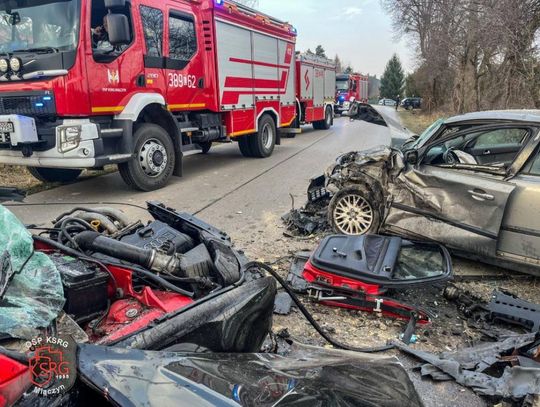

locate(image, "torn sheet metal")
[[78, 342, 424, 407], [395, 333, 540, 398], [0, 206, 64, 339]]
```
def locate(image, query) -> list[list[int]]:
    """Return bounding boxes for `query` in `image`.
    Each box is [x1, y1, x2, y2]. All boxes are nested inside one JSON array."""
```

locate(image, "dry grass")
[[398, 109, 448, 135], [0, 165, 117, 194]]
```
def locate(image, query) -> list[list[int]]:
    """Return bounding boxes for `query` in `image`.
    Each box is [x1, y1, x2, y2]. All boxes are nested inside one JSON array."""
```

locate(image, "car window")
[[472, 128, 528, 147], [423, 127, 529, 168]]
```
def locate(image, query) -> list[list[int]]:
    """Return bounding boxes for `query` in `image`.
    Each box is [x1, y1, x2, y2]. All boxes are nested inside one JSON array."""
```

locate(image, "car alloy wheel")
[[332, 192, 374, 235]]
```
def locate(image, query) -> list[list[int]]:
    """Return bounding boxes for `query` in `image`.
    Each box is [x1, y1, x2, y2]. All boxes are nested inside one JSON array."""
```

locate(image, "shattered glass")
[[394, 246, 446, 280], [0, 205, 64, 339]]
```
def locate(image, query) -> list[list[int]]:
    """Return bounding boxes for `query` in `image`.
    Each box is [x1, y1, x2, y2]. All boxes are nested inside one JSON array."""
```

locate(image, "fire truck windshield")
[[0, 0, 81, 54], [336, 79, 349, 91]]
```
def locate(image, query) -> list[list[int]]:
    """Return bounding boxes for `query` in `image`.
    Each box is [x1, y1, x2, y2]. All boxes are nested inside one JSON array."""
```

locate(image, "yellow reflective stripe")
[[168, 103, 206, 110], [91, 106, 125, 113]]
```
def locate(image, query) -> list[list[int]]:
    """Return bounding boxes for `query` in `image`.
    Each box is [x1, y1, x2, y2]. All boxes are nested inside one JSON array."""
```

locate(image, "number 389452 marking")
[[168, 73, 197, 89]]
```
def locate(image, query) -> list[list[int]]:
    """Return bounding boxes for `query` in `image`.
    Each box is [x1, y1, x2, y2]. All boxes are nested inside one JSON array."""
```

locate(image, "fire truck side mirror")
[[104, 0, 126, 8], [105, 14, 131, 46]]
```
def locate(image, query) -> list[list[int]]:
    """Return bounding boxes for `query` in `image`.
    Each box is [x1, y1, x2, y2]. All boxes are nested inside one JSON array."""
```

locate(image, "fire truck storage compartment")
[[297, 54, 336, 123], [214, 15, 297, 134]]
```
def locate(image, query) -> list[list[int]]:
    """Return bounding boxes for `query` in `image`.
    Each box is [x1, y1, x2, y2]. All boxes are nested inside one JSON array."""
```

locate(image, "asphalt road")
[[6, 111, 485, 407], [9, 115, 390, 230]]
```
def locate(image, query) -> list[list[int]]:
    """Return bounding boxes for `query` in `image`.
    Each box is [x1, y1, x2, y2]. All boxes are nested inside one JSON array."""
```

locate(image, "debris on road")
[[284, 234, 456, 343], [273, 291, 294, 315], [445, 285, 540, 333], [395, 332, 540, 400]]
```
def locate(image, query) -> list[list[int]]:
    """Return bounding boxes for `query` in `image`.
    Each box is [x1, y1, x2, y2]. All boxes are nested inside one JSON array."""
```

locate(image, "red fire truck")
[[0, 0, 334, 191], [334, 73, 368, 115]]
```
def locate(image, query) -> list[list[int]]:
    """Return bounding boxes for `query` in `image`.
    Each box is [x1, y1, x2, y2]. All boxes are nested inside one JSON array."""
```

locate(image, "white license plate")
[[0, 121, 14, 133]]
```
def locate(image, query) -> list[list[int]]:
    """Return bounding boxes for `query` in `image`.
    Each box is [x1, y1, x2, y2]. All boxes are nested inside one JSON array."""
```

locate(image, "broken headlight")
[[57, 125, 82, 153]]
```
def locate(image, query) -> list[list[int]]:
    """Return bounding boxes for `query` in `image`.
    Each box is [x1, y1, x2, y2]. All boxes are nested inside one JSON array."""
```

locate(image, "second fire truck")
[[334, 73, 368, 115], [0, 0, 335, 190]]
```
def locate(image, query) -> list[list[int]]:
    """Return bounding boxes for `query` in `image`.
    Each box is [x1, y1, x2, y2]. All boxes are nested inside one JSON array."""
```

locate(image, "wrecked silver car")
[[307, 104, 540, 275]]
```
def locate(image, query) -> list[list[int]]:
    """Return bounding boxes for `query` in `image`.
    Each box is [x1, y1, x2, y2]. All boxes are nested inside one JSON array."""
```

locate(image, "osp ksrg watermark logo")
[[25, 335, 77, 397]]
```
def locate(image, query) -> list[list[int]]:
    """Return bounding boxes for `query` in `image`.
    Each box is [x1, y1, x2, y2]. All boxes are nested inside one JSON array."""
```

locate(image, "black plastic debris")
[[273, 291, 294, 315], [395, 332, 540, 399]]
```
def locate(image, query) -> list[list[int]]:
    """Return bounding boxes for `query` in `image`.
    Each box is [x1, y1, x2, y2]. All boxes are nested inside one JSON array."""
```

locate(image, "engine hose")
[[34, 235, 194, 298], [246, 261, 395, 353]]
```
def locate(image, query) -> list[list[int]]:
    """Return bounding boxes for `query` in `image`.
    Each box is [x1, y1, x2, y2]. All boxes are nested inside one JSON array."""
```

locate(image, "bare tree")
[[383, 0, 540, 113]]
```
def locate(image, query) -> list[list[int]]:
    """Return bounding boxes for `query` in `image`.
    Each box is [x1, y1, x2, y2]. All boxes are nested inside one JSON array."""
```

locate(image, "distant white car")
[[378, 98, 397, 106]]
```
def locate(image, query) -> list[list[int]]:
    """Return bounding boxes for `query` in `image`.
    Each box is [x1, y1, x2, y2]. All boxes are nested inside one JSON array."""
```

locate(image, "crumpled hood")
[[347, 103, 414, 147]]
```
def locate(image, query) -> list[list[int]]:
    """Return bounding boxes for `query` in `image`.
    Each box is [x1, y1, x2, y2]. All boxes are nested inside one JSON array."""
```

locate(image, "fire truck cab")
[[0, 0, 302, 191], [334, 73, 368, 115]]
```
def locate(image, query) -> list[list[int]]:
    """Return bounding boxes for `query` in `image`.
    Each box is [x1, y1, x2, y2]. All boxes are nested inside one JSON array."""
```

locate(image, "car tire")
[[249, 114, 276, 158], [238, 136, 253, 157], [118, 123, 175, 192], [27, 167, 82, 183], [199, 141, 212, 154], [328, 186, 381, 235]]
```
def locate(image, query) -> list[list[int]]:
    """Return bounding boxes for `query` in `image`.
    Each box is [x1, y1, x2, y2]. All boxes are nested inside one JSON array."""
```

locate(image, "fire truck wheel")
[[313, 106, 332, 130], [28, 167, 82, 183], [118, 124, 175, 191], [328, 186, 381, 235], [199, 141, 212, 154], [250, 114, 276, 158], [238, 136, 253, 157]]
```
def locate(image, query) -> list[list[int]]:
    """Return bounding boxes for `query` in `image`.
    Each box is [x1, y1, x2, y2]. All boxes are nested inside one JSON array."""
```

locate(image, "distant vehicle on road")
[[401, 97, 422, 110], [334, 73, 368, 115], [378, 98, 397, 106], [312, 103, 540, 275]]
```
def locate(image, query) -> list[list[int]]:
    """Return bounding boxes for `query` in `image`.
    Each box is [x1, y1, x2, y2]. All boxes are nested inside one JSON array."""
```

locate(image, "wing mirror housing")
[[105, 14, 130, 46], [405, 150, 419, 165]]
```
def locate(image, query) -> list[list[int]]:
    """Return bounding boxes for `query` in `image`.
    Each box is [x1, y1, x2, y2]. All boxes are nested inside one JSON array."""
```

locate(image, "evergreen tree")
[[379, 54, 405, 99], [315, 45, 326, 58], [344, 66, 354, 74], [305, 48, 314, 55]]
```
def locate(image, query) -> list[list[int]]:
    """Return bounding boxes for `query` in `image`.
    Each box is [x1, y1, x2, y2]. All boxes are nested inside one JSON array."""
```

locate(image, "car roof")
[[445, 110, 540, 124]]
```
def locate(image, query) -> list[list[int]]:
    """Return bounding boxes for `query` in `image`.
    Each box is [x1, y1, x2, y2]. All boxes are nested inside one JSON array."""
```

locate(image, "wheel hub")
[[333, 193, 374, 235], [139, 139, 168, 177], [261, 123, 273, 150]]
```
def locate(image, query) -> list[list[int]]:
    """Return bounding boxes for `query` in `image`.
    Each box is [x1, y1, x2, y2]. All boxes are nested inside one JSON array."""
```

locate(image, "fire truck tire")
[[328, 186, 381, 235], [118, 124, 175, 192], [199, 141, 212, 154], [28, 167, 82, 183], [313, 106, 332, 130], [238, 136, 253, 157], [250, 114, 276, 158]]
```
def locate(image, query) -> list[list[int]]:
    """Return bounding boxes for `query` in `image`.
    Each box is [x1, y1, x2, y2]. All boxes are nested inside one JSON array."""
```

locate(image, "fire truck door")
[[86, 0, 143, 115], [164, 6, 209, 112]]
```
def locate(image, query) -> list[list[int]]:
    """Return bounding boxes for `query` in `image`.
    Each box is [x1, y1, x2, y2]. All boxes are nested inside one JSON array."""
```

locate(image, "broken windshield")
[[407, 118, 445, 151], [0, 0, 80, 54]]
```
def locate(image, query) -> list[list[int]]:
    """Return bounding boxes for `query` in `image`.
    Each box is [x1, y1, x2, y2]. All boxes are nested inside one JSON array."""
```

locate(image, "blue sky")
[[257, 0, 414, 77]]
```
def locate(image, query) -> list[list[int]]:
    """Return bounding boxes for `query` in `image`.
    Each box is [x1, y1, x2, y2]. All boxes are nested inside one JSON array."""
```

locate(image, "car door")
[[384, 126, 520, 257], [498, 141, 540, 266]]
